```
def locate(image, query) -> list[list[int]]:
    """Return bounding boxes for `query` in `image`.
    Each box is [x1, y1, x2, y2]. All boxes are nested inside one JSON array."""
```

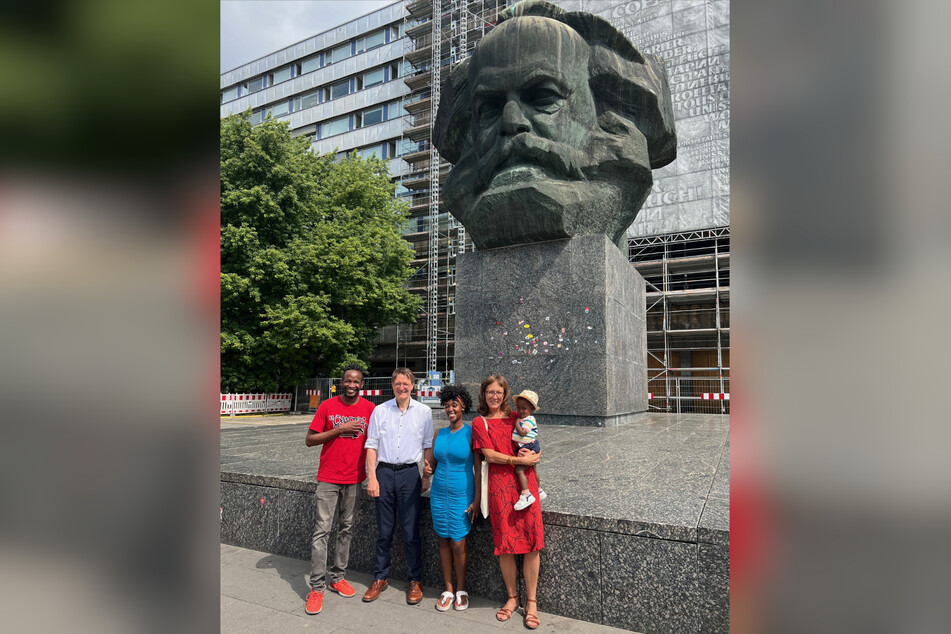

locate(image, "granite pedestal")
[[454, 235, 646, 426], [220, 412, 730, 633]]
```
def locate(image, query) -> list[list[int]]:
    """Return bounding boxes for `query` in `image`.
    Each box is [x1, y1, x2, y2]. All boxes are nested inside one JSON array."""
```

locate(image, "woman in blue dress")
[[425, 384, 480, 612]]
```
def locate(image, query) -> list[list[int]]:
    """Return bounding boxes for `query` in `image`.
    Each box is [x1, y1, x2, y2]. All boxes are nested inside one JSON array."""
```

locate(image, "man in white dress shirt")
[[362, 367, 434, 605]]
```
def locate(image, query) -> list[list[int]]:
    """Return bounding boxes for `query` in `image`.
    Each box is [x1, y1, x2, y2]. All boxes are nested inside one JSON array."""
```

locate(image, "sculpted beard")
[[448, 110, 653, 215]]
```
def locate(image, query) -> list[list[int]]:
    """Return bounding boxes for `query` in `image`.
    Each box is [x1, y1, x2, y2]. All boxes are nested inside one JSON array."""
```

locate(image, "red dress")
[[472, 412, 544, 555]]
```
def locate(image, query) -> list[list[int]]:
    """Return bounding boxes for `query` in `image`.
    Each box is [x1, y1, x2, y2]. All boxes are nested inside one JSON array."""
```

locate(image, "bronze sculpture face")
[[469, 18, 598, 195], [434, 0, 677, 250]]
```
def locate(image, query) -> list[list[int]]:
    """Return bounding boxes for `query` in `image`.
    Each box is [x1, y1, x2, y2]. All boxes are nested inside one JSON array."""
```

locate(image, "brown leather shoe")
[[407, 580, 423, 605], [362, 579, 387, 602]]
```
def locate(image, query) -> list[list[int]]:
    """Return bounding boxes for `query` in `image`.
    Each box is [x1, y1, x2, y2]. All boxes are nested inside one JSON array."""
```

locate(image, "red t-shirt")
[[309, 396, 375, 484]]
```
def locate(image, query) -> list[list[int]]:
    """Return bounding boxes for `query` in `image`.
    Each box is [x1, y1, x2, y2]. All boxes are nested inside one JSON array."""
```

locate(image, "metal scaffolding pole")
[[662, 239, 671, 411], [425, 0, 442, 377], [714, 233, 725, 414]]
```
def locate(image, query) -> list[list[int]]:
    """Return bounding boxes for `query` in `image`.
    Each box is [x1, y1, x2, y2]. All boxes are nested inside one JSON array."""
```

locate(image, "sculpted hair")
[[433, 0, 676, 169], [392, 367, 415, 384], [477, 375, 511, 417], [438, 384, 473, 413]]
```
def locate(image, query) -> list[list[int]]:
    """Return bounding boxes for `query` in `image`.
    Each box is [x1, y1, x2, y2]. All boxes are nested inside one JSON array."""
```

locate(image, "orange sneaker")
[[328, 579, 356, 598], [305, 590, 323, 615]]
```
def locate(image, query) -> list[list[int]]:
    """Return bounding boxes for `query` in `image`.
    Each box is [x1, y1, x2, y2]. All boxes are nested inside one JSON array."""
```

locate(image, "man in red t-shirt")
[[303, 364, 375, 615]]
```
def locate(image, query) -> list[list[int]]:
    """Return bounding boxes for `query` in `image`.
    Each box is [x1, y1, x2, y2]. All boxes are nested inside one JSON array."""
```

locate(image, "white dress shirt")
[[365, 398, 434, 465]]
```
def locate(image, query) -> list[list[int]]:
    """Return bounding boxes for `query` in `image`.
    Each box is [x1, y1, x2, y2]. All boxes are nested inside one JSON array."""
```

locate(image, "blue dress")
[[430, 424, 474, 541]]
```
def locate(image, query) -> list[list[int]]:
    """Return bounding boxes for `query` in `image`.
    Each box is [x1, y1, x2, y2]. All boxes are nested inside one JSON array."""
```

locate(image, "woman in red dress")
[[471, 374, 543, 629]]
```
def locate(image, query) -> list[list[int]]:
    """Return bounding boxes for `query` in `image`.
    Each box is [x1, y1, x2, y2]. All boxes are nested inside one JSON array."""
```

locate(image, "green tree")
[[220, 112, 421, 392]]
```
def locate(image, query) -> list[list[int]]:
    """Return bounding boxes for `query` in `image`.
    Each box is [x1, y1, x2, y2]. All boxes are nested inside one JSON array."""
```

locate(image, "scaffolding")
[[384, 0, 731, 404], [629, 226, 731, 413], [396, 0, 502, 377]]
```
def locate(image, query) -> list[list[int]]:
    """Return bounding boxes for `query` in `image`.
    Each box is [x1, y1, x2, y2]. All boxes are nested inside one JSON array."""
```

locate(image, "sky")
[[221, 0, 397, 73]]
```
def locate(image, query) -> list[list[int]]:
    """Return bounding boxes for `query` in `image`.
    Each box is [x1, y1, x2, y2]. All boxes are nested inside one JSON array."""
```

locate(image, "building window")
[[362, 106, 384, 127], [390, 24, 402, 40], [251, 109, 265, 125], [329, 42, 351, 64], [269, 101, 291, 118], [301, 55, 320, 74], [292, 123, 317, 140], [387, 100, 404, 120], [296, 90, 319, 112], [247, 76, 266, 94], [356, 29, 385, 53], [270, 65, 293, 85], [363, 67, 385, 89], [322, 115, 349, 137], [357, 145, 383, 160], [221, 85, 240, 103], [328, 80, 349, 100]]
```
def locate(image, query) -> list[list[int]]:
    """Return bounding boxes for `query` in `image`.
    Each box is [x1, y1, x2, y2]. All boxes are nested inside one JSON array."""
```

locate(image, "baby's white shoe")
[[514, 492, 536, 511]]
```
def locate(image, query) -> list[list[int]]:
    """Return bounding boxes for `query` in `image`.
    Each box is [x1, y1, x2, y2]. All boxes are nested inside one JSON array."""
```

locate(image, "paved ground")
[[221, 413, 316, 430], [221, 543, 638, 633]]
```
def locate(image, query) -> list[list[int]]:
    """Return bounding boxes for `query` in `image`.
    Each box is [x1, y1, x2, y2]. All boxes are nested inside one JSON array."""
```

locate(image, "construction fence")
[[220, 393, 293, 416], [293, 375, 730, 415], [647, 375, 730, 414], [296, 376, 398, 412], [223, 377, 729, 417]]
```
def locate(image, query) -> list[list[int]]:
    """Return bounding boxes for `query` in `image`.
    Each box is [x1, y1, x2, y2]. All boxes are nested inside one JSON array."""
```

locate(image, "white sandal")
[[454, 590, 469, 611], [436, 591, 454, 612]]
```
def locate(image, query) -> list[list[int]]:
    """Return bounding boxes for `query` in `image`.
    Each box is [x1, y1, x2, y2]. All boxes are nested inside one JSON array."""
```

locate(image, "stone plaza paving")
[[220, 411, 729, 633], [221, 542, 638, 633]]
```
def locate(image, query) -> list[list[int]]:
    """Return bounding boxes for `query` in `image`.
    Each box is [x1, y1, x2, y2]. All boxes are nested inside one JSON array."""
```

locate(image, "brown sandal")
[[496, 595, 518, 622], [523, 599, 540, 630]]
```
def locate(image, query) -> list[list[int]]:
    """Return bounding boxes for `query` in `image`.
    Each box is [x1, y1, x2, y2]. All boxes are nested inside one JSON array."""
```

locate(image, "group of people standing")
[[304, 365, 545, 629]]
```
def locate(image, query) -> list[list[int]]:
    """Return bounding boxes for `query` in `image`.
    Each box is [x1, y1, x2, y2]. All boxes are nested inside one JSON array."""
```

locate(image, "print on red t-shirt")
[[309, 396, 375, 484]]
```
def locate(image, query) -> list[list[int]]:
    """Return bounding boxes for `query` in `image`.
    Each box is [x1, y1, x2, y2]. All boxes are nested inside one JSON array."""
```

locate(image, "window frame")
[[269, 65, 293, 86], [363, 67, 385, 89], [221, 85, 240, 103], [329, 80, 349, 100], [296, 90, 319, 112], [247, 75, 266, 94], [322, 115, 350, 138], [301, 55, 321, 74], [330, 42, 351, 64], [361, 106, 384, 127]]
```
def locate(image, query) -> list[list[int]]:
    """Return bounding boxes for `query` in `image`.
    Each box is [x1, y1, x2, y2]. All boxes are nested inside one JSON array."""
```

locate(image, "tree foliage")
[[221, 112, 421, 392]]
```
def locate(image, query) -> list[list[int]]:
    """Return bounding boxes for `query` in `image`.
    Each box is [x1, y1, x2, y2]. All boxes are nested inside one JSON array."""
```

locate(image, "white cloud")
[[221, 0, 397, 73]]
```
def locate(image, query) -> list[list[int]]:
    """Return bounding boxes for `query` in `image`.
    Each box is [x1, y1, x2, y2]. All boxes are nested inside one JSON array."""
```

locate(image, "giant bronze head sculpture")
[[433, 0, 677, 250]]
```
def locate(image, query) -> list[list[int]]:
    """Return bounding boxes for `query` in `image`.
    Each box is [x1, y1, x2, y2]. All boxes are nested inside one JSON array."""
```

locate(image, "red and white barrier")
[[360, 389, 382, 396], [220, 393, 293, 415], [648, 393, 653, 399], [305, 389, 321, 396], [266, 393, 292, 412], [701, 393, 730, 400], [416, 389, 440, 398]]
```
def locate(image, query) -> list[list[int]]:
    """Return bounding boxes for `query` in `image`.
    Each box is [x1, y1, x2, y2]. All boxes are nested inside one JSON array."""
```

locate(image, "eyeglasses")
[[485, 390, 504, 397]]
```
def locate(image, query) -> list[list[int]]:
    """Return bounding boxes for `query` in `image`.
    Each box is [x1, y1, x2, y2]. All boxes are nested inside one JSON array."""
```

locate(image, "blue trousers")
[[374, 465, 422, 581]]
